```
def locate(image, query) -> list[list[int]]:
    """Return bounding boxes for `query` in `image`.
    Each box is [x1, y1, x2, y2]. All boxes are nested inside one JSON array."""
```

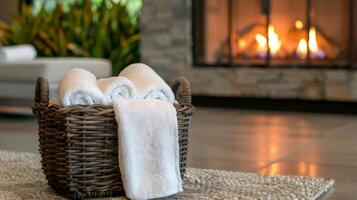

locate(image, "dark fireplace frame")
[[192, 0, 356, 69]]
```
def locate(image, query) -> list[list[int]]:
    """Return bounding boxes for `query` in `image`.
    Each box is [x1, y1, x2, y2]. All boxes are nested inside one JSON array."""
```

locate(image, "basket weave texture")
[[32, 76, 194, 199]]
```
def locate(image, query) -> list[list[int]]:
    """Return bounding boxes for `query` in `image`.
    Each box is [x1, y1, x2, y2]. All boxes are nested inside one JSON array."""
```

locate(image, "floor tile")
[[0, 131, 38, 153], [189, 132, 310, 163], [191, 108, 353, 139], [0, 114, 38, 153], [327, 119, 357, 139], [187, 153, 265, 172], [283, 137, 357, 166]]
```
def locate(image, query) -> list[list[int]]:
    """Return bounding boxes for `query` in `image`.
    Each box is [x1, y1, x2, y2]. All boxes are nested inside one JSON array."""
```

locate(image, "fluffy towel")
[[119, 63, 175, 103], [0, 44, 37, 62], [113, 99, 182, 199], [59, 68, 107, 106], [98, 77, 137, 105]]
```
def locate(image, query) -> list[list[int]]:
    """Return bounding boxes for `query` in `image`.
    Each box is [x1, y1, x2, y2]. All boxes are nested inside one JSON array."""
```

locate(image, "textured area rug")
[[0, 150, 334, 200]]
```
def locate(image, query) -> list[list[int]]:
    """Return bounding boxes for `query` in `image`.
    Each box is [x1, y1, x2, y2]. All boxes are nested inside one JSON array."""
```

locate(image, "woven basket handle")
[[171, 76, 191, 105], [34, 76, 49, 106]]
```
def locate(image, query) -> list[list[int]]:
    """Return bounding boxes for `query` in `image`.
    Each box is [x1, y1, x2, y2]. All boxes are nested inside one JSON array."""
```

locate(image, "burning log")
[[289, 27, 342, 60], [233, 24, 265, 54], [233, 24, 287, 59]]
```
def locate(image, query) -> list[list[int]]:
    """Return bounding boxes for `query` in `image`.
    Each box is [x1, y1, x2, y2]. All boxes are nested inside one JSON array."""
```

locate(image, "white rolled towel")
[[59, 68, 107, 106], [0, 44, 37, 62], [119, 63, 175, 103], [98, 76, 137, 104]]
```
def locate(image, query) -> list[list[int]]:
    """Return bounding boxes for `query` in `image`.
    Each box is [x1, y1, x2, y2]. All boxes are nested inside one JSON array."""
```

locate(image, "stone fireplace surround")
[[140, 0, 357, 102]]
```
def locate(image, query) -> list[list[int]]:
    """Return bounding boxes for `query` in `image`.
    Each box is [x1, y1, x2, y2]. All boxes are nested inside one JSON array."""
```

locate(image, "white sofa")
[[0, 57, 112, 109]]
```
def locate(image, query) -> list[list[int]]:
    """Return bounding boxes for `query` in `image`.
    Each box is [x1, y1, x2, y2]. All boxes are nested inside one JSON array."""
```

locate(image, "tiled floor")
[[188, 108, 357, 200], [1, 107, 356, 199]]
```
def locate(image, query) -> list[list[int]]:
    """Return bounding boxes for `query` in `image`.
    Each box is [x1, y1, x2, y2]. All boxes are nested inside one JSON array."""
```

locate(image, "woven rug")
[[0, 150, 334, 200]]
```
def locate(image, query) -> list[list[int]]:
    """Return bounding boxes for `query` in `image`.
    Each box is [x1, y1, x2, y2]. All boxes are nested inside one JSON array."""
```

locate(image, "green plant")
[[0, 0, 140, 75]]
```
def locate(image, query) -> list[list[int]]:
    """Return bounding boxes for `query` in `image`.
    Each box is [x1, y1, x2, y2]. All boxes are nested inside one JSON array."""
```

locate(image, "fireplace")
[[193, 0, 356, 68], [140, 0, 357, 102]]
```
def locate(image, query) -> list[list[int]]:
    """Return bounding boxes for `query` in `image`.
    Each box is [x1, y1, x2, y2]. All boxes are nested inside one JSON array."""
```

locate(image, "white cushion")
[[0, 57, 112, 83]]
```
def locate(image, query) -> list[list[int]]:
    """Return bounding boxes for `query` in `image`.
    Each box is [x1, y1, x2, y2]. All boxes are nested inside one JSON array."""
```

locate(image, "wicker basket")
[[32, 76, 194, 199]]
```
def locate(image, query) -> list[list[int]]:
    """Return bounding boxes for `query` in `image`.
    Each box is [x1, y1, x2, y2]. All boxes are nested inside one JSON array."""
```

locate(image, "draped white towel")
[[119, 63, 175, 103], [98, 76, 137, 105], [0, 44, 37, 62], [113, 99, 182, 200], [59, 68, 107, 106]]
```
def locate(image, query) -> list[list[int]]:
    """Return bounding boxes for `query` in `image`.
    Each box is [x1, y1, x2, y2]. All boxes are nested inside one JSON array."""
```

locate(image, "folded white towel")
[[59, 68, 107, 106], [98, 76, 137, 105], [119, 63, 175, 103], [0, 44, 37, 62], [113, 99, 182, 199]]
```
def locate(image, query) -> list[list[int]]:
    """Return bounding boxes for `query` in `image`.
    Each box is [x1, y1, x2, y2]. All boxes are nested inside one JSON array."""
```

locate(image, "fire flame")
[[296, 26, 326, 59], [295, 20, 304, 30], [268, 25, 282, 55], [296, 39, 308, 59], [238, 39, 247, 49], [308, 27, 320, 55], [255, 25, 282, 58], [255, 33, 267, 54]]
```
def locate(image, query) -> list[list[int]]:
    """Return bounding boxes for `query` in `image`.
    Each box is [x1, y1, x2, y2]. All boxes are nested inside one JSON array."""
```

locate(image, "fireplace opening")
[[193, 0, 357, 68]]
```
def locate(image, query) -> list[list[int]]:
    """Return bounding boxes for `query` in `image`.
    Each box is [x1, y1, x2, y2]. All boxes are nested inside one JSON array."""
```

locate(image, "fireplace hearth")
[[193, 0, 356, 68]]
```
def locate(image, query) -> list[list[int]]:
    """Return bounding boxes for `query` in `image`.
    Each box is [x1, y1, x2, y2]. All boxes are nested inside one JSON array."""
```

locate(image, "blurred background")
[[0, 0, 141, 75]]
